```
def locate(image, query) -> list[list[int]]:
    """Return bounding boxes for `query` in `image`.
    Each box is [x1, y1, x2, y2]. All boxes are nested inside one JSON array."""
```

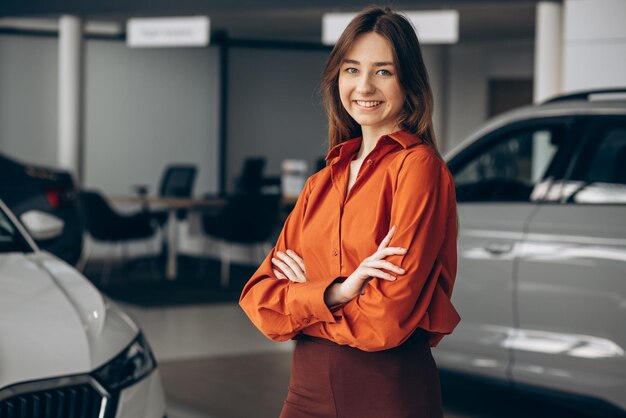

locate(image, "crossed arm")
[[271, 225, 405, 307], [239, 153, 453, 351]]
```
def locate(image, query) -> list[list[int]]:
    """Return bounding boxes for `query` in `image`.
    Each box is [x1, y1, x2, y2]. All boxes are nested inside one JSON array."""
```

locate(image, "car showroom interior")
[[0, 0, 625, 417]]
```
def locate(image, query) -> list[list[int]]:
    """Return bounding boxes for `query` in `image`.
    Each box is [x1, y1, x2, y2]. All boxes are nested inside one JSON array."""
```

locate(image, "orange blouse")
[[239, 130, 460, 351]]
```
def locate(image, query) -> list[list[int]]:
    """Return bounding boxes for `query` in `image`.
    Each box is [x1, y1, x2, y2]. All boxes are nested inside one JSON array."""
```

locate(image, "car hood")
[[0, 252, 138, 389]]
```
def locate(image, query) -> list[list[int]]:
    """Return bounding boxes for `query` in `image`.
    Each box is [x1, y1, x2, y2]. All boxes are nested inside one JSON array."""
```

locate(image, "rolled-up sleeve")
[[239, 177, 337, 342]]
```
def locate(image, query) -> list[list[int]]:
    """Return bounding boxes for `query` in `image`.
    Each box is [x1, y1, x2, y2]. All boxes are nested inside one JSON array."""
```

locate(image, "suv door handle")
[[485, 242, 514, 255]]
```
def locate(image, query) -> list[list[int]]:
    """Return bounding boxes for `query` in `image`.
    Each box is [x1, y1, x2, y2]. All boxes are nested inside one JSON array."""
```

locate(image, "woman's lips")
[[354, 100, 383, 110]]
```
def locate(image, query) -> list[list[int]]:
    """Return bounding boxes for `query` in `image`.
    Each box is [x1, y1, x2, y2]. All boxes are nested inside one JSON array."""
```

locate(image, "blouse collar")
[[325, 130, 422, 162]]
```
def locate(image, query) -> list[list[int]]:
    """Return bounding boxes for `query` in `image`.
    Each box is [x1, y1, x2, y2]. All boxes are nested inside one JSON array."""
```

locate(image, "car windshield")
[[0, 206, 33, 254]]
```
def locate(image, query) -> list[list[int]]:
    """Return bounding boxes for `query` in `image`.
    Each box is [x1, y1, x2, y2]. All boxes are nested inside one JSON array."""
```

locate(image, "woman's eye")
[[345, 67, 358, 74], [377, 69, 392, 76]]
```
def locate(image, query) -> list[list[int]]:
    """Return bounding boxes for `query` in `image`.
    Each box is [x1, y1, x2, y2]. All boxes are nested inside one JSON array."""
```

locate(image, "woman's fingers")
[[286, 249, 306, 273], [375, 246, 407, 259], [272, 268, 287, 280], [342, 265, 398, 301], [384, 246, 407, 255], [271, 257, 299, 282], [276, 251, 307, 282], [363, 259, 405, 275], [377, 225, 396, 251], [342, 228, 405, 300], [272, 252, 307, 283], [363, 267, 396, 281]]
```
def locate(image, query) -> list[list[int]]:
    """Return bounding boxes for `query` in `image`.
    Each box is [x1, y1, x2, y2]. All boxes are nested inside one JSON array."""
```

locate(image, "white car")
[[435, 88, 626, 415], [0, 199, 167, 418]]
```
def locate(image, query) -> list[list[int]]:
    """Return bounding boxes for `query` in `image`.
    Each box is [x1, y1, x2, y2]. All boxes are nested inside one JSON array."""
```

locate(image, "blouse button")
[[366, 159, 373, 165], [303, 318, 310, 324], [333, 249, 338, 256]]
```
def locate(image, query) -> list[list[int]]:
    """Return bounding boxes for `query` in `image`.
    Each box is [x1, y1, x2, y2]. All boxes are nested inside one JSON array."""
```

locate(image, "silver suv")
[[436, 89, 626, 415]]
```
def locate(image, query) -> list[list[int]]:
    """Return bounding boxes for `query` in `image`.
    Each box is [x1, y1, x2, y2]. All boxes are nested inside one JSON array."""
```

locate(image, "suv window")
[[560, 118, 626, 204], [452, 124, 564, 203]]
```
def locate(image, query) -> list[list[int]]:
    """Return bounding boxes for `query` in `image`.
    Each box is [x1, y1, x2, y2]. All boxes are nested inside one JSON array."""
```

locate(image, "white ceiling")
[[0, 3, 537, 43], [192, 3, 536, 43]]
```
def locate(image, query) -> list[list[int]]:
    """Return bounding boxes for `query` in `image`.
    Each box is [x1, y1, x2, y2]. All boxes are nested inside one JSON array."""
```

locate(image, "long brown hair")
[[321, 6, 439, 153]]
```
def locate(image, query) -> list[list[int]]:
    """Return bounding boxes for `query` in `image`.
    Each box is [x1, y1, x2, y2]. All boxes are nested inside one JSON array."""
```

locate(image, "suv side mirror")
[[20, 210, 65, 241]]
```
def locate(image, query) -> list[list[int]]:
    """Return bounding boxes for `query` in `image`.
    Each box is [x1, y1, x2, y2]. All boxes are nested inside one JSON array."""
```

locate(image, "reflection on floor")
[[85, 257, 617, 418], [160, 352, 291, 418], [120, 302, 293, 361]]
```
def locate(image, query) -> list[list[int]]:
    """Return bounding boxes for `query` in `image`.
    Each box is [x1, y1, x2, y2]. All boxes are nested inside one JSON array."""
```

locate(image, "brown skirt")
[[279, 328, 443, 418]]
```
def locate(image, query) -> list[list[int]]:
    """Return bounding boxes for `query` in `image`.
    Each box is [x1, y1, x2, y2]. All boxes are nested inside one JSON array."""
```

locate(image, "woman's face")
[[338, 32, 405, 136]]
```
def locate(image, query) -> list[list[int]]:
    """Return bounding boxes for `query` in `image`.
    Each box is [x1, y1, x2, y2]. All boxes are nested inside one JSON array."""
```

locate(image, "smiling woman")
[[240, 6, 459, 418], [338, 32, 405, 139]]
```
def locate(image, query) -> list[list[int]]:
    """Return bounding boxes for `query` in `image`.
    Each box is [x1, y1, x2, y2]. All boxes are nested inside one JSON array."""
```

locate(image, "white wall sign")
[[322, 10, 459, 45], [127, 16, 210, 48]]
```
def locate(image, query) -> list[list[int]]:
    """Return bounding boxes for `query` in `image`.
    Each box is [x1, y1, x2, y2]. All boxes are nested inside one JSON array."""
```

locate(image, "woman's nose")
[[356, 74, 375, 94]]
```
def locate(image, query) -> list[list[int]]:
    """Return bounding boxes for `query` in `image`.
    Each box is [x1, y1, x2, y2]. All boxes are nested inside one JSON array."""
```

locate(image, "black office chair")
[[200, 193, 281, 288], [160, 164, 197, 198], [77, 190, 158, 282], [133, 164, 198, 222], [235, 158, 266, 194], [158, 164, 198, 221]]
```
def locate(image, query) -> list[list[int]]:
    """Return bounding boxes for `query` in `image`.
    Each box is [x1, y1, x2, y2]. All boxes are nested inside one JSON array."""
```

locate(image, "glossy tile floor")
[[118, 302, 612, 418]]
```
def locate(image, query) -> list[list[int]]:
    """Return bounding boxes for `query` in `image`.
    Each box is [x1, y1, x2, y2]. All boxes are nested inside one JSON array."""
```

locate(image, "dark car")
[[0, 153, 83, 265]]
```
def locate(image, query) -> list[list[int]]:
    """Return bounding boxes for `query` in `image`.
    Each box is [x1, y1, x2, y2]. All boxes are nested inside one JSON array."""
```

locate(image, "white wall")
[[226, 47, 329, 189], [563, 0, 626, 91], [0, 35, 221, 197], [84, 40, 220, 196], [445, 39, 534, 151], [0, 36, 58, 167]]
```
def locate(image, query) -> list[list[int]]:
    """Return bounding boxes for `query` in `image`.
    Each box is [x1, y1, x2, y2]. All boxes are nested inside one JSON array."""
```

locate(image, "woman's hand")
[[325, 225, 406, 306], [271, 249, 308, 283], [271, 226, 406, 308]]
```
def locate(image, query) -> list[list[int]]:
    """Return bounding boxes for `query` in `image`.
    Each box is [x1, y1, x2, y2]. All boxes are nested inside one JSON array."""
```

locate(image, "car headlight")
[[92, 333, 157, 392]]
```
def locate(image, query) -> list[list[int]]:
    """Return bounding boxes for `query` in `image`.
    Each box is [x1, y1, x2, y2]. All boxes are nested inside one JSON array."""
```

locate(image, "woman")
[[240, 6, 460, 418]]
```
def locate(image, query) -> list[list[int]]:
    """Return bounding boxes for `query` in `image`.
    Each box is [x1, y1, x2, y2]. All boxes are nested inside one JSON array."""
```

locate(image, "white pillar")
[[58, 15, 83, 182], [533, 2, 563, 104]]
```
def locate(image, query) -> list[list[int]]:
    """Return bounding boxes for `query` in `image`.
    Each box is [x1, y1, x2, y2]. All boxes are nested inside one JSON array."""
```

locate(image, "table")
[[109, 194, 297, 280], [110, 195, 225, 280]]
